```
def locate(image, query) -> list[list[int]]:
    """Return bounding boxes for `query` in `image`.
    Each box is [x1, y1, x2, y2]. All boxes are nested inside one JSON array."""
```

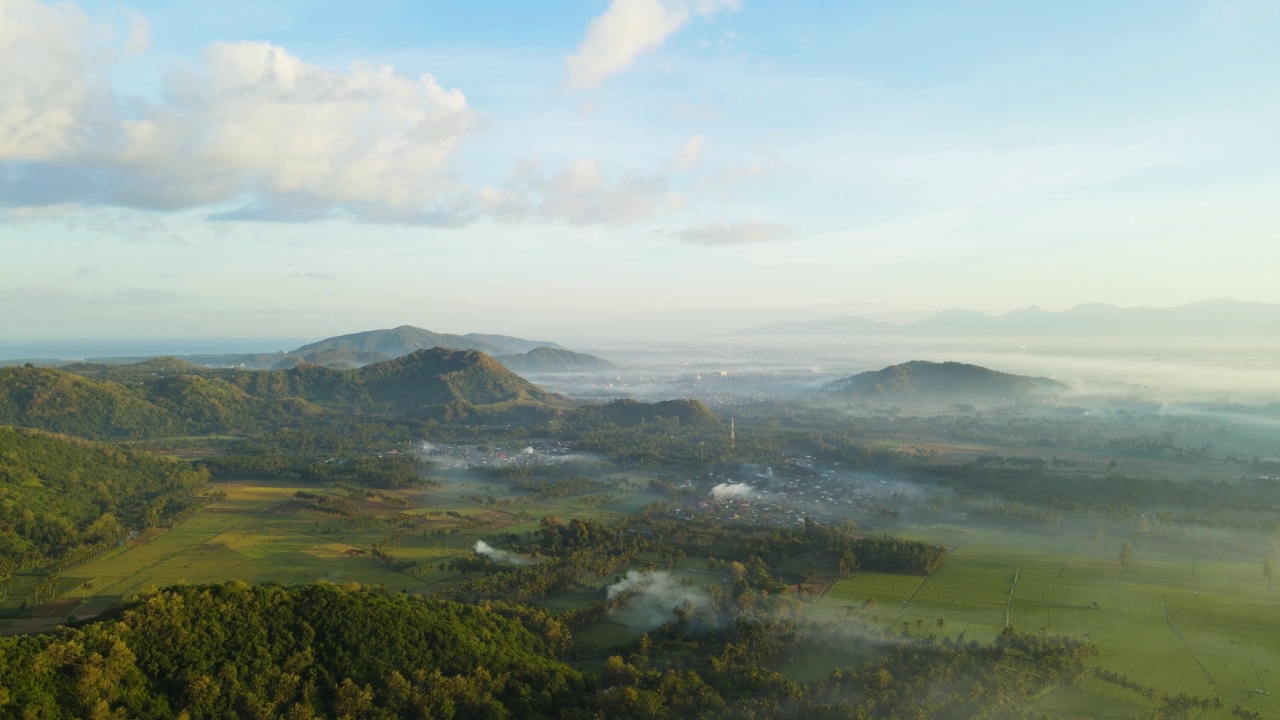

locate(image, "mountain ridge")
[[731, 299, 1280, 338], [823, 360, 1067, 400], [0, 348, 564, 439]]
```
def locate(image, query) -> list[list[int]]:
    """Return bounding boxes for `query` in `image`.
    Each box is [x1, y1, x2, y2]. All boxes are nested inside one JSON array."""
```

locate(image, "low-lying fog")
[[532, 336, 1280, 405]]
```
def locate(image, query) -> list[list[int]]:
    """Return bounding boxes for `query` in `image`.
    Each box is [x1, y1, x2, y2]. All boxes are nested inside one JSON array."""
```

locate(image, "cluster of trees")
[[1106, 435, 1214, 464], [301, 455, 432, 490], [0, 426, 208, 572], [714, 518, 949, 576], [0, 576, 1125, 720], [915, 460, 1280, 521], [0, 582, 588, 719], [0, 350, 564, 442]]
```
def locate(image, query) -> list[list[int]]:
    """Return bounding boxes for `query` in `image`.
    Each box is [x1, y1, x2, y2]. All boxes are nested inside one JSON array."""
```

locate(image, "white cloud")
[[672, 219, 790, 245], [675, 135, 705, 169], [481, 156, 677, 226], [0, 4, 477, 224], [566, 0, 740, 89], [119, 41, 476, 218], [0, 0, 103, 159], [0, 2, 731, 228]]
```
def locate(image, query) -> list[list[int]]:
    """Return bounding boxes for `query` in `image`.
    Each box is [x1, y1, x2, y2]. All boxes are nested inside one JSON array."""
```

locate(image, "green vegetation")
[[0, 427, 207, 580], [0, 582, 587, 719], [495, 347, 616, 373], [4, 349, 1280, 718], [0, 350, 564, 440], [822, 360, 1066, 399]]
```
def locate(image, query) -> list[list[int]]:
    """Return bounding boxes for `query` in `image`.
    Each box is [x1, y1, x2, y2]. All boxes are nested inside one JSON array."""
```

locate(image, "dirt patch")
[[30, 598, 78, 618], [268, 499, 307, 515]]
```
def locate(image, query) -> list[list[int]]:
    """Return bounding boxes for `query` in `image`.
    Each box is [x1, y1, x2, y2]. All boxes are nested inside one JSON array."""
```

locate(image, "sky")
[[1, 0, 1278, 344]]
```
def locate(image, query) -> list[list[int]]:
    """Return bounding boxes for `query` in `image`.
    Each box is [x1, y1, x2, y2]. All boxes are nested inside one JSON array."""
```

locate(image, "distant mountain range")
[[823, 361, 1066, 400], [3, 325, 615, 373], [732, 299, 1280, 338]]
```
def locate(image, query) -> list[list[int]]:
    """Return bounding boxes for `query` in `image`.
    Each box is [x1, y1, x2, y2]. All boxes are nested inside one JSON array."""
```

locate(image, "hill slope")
[[0, 426, 207, 562], [823, 361, 1066, 400], [495, 347, 616, 373], [291, 325, 563, 358], [0, 350, 563, 439], [0, 365, 181, 439], [0, 582, 586, 718]]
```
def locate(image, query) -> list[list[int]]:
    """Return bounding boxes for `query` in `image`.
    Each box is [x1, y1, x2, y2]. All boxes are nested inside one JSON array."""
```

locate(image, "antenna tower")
[[730, 417, 736, 451]]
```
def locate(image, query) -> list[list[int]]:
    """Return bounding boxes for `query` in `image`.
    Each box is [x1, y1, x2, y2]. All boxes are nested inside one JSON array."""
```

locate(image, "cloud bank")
[[0, 0, 476, 223], [566, 0, 740, 89]]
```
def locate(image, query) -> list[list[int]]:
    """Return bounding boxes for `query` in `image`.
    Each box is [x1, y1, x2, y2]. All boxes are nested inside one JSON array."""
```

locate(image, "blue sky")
[[1, 0, 1277, 343]]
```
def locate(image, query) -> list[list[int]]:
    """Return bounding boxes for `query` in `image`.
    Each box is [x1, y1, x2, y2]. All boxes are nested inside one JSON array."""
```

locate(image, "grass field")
[[0, 471, 661, 634], [7, 468, 1279, 718], [810, 525, 1280, 718]]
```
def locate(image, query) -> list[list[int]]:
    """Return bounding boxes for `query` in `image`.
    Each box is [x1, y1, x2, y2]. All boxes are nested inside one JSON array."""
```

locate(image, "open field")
[[0, 471, 660, 634], [811, 526, 1280, 718], [7, 467, 1279, 718]]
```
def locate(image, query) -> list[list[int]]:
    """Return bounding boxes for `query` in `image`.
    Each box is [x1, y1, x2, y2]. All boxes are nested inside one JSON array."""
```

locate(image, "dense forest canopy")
[[0, 426, 207, 565]]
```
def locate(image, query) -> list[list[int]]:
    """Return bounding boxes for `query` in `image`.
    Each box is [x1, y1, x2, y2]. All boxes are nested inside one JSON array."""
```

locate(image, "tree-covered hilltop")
[[566, 398, 719, 428], [0, 349, 566, 440], [0, 582, 588, 719], [0, 426, 208, 570], [822, 360, 1066, 400], [291, 325, 563, 358], [0, 365, 181, 439], [0, 578, 1109, 720], [495, 347, 616, 373]]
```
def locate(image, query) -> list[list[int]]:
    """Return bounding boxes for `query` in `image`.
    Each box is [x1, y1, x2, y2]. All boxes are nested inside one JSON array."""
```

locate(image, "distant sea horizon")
[[0, 337, 316, 361]]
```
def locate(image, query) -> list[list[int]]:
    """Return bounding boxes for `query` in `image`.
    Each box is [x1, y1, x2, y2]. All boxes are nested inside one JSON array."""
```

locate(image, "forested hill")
[[0, 582, 587, 719], [823, 361, 1067, 400], [495, 346, 617, 373], [292, 325, 563, 358], [0, 349, 564, 439], [567, 398, 719, 427], [0, 426, 207, 566]]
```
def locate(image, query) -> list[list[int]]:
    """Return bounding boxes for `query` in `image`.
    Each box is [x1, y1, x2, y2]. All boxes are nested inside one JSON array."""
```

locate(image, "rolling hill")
[[0, 425, 207, 562], [291, 325, 563, 358], [495, 347, 616, 373], [822, 361, 1067, 400], [0, 349, 565, 439]]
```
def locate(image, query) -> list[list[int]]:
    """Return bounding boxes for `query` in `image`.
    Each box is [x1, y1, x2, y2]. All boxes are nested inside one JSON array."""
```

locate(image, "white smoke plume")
[[473, 540, 531, 566], [711, 482, 759, 500], [607, 570, 709, 630]]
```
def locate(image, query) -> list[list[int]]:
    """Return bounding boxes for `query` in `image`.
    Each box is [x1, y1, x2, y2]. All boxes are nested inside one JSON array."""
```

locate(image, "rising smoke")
[[606, 570, 710, 630], [711, 482, 759, 500], [473, 540, 532, 565]]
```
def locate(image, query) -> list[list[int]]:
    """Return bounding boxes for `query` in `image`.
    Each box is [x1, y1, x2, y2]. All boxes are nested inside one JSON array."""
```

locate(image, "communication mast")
[[730, 417, 736, 452]]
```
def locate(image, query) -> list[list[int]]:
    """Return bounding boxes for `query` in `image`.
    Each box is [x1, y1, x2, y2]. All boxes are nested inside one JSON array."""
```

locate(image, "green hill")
[[0, 365, 181, 439], [0, 350, 563, 440], [822, 361, 1067, 400], [495, 346, 616, 373], [291, 325, 562, 358], [569, 398, 719, 427], [0, 426, 207, 564], [355, 348, 560, 412], [0, 582, 586, 719]]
